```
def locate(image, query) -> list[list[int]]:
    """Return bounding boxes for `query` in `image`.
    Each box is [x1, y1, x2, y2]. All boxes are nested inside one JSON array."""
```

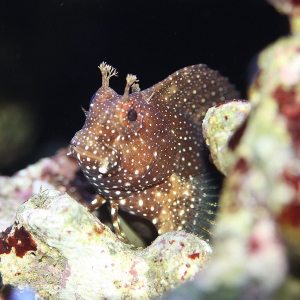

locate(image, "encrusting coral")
[[202, 100, 251, 175], [165, 0, 300, 299], [0, 190, 211, 299], [0, 148, 83, 232]]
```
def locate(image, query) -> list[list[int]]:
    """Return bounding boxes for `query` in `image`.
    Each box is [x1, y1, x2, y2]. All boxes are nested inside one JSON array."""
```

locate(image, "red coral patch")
[[0, 226, 37, 258], [188, 252, 200, 260]]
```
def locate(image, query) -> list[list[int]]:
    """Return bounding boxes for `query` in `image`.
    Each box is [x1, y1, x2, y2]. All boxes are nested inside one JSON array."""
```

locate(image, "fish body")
[[70, 62, 239, 242]]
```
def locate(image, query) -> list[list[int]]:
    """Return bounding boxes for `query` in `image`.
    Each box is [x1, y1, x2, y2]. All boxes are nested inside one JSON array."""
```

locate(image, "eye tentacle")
[[131, 83, 141, 93], [124, 74, 139, 100], [98, 62, 118, 90]]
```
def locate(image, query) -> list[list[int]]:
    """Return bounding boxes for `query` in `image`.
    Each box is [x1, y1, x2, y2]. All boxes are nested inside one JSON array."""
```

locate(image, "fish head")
[[70, 64, 178, 198]]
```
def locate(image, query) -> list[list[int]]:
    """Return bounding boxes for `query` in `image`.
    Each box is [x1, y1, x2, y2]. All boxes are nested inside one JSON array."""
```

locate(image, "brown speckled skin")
[[70, 63, 239, 241]]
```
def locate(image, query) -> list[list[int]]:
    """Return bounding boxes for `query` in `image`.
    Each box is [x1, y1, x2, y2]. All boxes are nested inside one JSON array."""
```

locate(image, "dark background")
[[0, 0, 289, 175]]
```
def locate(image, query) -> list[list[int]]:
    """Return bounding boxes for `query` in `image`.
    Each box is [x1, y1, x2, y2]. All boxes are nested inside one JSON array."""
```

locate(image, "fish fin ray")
[[181, 172, 222, 242]]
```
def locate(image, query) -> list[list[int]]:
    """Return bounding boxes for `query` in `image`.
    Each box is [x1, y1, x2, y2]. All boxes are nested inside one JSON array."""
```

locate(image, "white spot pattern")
[[70, 62, 239, 241]]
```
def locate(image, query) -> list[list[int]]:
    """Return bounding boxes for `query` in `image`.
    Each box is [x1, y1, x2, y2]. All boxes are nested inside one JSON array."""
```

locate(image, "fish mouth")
[[70, 144, 119, 175], [70, 144, 102, 161]]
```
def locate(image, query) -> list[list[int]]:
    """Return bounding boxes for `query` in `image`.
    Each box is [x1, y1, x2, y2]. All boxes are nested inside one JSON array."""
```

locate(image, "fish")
[[70, 62, 239, 243]]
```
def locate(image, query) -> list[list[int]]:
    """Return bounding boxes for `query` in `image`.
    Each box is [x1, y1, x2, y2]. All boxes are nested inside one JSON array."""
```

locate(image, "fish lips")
[[69, 144, 120, 176]]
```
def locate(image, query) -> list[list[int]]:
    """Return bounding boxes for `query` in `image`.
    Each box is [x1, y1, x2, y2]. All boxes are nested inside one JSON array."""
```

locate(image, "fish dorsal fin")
[[141, 64, 240, 125]]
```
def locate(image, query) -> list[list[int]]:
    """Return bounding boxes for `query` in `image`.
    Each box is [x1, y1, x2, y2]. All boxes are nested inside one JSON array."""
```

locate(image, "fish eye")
[[118, 100, 143, 133], [127, 108, 138, 122]]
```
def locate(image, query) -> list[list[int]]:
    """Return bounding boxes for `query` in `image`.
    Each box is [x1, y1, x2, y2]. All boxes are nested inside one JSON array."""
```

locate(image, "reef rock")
[[164, 0, 300, 299], [202, 100, 251, 175], [0, 190, 211, 299]]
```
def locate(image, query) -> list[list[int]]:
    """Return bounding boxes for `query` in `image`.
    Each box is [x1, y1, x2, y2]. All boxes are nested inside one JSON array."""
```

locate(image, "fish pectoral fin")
[[183, 172, 223, 243]]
